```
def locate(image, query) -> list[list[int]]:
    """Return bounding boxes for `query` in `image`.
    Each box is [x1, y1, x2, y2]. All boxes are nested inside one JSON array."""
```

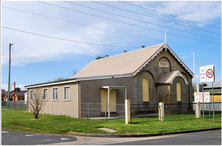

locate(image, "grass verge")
[[2, 108, 221, 135]]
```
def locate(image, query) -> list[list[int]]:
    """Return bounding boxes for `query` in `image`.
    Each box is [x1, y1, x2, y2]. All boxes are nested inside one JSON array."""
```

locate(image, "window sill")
[[44, 99, 48, 102], [63, 99, 71, 102], [52, 99, 58, 102]]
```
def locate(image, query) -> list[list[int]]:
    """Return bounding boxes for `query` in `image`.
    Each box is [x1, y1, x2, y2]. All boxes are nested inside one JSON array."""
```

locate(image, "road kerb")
[[68, 127, 221, 137]]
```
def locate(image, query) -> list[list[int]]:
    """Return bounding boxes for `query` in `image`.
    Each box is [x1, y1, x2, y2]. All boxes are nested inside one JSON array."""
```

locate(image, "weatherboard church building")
[[25, 43, 193, 118]]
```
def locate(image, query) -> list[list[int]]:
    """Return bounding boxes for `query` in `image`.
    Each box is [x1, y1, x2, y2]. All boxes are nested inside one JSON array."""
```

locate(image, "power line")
[[2, 26, 220, 53], [38, 1, 220, 45], [65, 1, 220, 40], [2, 6, 162, 42], [3, 6, 220, 53], [2, 26, 140, 48], [119, 1, 221, 30], [92, 1, 220, 35]]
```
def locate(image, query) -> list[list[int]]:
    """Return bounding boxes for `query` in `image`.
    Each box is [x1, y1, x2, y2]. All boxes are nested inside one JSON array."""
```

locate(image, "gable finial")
[[165, 30, 167, 44]]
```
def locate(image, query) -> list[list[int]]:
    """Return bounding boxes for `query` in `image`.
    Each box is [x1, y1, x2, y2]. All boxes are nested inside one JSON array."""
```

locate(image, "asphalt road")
[[112, 130, 222, 145], [1, 129, 77, 145], [2, 129, 221, 145]]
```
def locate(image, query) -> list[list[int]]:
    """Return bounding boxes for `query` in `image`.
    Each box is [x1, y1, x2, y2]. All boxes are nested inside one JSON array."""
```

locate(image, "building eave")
[[76, 73, 133, 81], [25, 79, 77, 89]]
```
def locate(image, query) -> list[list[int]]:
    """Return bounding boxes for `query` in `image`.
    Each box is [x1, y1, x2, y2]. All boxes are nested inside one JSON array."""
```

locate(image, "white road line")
[[61, 138, 70, 140], [25, 135, 34, 136], [2, 131, 9, 133]]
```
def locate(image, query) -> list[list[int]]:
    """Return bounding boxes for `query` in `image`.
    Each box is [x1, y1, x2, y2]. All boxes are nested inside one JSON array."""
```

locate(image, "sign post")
[[199, 65, 215, 122]]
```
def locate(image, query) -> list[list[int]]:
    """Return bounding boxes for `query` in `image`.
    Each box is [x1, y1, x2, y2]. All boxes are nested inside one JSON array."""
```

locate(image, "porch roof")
[[100, 86, 127, 100], [156, 71, 188, 85], [100, 86, 126, 89]]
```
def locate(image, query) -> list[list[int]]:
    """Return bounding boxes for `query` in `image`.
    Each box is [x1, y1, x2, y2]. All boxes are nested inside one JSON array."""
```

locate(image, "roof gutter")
[[75, 73, 133, 81], [25, 79, 77, 89]]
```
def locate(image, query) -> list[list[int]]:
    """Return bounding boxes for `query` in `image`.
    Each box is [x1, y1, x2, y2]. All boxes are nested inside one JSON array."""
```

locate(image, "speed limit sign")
[[199, 65, 215, 83], [206, 69, 214, 78]]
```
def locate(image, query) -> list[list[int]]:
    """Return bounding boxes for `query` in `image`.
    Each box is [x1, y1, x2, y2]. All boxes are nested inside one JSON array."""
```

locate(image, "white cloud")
[[1, 2, 113, 66], [156, 1, 221, 25]]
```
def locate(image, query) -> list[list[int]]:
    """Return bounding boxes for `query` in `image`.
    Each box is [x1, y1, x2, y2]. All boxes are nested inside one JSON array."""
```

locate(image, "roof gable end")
[[133, 43, 194, 77]]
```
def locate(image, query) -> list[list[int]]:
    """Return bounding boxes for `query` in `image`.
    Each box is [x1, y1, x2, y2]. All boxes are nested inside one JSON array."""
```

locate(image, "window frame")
[[142, 78, 149, 102], [63, 86, 70, 101], [30, 90, 34, 101], [43, 88, 48, 101], [176, 82, 181, 102], [52, 87, 58, 101]]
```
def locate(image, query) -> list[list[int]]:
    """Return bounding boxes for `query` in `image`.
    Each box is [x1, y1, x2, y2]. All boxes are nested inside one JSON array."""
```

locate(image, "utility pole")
[[193, 51, 196, 92], [7, 43, 13, 108]]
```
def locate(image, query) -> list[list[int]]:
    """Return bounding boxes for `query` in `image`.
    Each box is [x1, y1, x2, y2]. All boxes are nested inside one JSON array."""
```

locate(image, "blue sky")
[[1, 1, 221, 91]]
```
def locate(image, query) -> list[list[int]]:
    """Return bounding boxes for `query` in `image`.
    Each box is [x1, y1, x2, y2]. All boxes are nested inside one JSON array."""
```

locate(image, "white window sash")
[[64, 87, 70, 99], [53, 88, 57, 100], [44, 89, 47, 100]]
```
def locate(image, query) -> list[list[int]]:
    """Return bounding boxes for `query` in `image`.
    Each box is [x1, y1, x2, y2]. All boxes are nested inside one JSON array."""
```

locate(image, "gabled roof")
[[5, 90, 27, 97], [72, 43, 193, 80], [204, 80, 221, 89], [156, 71, 188, 85]]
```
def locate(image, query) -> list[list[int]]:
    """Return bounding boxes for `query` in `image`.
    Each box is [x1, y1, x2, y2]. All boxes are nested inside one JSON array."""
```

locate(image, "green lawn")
[[2, 108, 221, 135]]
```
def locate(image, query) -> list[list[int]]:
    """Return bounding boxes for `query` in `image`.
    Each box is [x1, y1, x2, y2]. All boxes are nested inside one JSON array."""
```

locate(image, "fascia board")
[[133, 44, 165, 76], [133, 43, 194, 77], [165, 44, 194, 77], [76, 74, 133, 81], [25, 79, 77, 89]]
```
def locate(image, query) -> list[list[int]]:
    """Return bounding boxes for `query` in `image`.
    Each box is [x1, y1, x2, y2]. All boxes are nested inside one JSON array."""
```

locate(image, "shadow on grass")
[[130, 120, 160, 124]]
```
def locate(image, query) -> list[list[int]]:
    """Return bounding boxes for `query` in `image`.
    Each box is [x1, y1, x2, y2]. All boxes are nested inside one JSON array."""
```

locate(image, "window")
[[64, 86, 70, 100], [177, 82, 181, 102], [30, 90, 34, 100], [43, 89, 47, 100], [142, 78, 149, 102], [53, 88, 58, 100]]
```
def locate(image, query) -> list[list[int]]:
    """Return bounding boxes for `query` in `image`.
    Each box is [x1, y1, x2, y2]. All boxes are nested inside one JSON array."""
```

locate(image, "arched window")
[[177, 82, 181, 101], [142, 78, 149, 102]]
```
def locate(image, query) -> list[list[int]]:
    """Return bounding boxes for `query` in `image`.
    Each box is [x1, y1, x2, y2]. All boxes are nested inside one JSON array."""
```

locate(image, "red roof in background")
[[1, 90, 7, 97], [5, 90, 27, 97]]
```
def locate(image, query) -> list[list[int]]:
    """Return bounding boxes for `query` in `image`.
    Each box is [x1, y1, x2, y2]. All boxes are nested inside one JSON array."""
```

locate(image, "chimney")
[[106, 55, 109, 57], [141, 45, 145, 48], [123, 50, 126, 53]]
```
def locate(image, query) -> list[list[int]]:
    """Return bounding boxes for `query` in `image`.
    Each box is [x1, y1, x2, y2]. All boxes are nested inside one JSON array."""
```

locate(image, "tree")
[[53, 77, 68, 81], [15, 87, 21, 92], [70, 69, 77, 76], [96, 56, 105, 60], [28, 88, 47, 119]]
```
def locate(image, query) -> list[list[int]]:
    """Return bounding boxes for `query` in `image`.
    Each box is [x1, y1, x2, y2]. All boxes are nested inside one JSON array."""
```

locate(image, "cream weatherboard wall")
[[27, 83, 79, 118]]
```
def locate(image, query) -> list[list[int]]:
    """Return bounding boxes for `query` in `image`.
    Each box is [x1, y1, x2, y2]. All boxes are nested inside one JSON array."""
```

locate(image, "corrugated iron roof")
[[5, 91, 27, 97], [157, 71, 179, 84], [156, 71, 188, 85], [72, 43, 193, 79], [204, 80, 221, 89], [72, 43, 165, 78]]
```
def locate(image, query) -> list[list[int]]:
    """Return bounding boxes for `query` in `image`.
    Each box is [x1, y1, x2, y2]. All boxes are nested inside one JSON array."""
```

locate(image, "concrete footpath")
[[69, 127, 221, 137]]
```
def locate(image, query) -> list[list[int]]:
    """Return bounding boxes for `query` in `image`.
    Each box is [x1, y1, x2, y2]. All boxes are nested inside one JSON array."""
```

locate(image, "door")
[[101, 89, 116, 113]]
